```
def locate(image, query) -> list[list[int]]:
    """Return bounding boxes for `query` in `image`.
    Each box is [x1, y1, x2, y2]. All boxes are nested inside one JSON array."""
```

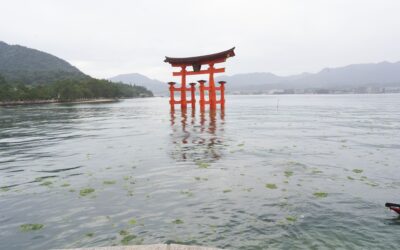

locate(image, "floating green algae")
[[312, 170, 323, 174], [194, 177, 201, 181], [223, 189, 232, 193], [61, 183, 70, 187], [181, 190, 194, 197], [284, 171, 293, 178], [79, 188, 95, 196], [196, 161, 210, 169], [119, 230, 129, 236], [121, 234, 137, 245], [265, 183, 277, 189], [172, 219, 184, 224], [20, 224, 44, 232], [313, 192, 328, 198], [85, 232, 94, 237], [347, 176, 355, 180], [286, 216, 297, 222], [103, 180, 116, 185], [40, 181, 52, 186], [353, 169, 363, 174], [35, 176, 53, 182], [128, 218, 137, 225]]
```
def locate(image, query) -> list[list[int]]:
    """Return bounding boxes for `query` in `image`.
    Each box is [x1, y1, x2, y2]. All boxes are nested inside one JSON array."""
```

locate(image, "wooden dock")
[[57, 244, 222, 250]]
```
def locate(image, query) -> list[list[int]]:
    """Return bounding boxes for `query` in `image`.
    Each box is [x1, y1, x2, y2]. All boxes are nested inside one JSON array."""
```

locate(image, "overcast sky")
[[1, 0, 400, 81]]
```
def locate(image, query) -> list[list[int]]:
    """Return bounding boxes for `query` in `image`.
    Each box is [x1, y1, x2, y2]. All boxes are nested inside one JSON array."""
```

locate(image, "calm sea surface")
[[1, 95, 400, 249]]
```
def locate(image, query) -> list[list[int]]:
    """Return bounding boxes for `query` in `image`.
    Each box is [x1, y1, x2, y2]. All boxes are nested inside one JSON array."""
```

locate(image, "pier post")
[[218, 81, 226, 108], [168, 82, 176, 110], [189, 82, 196, 108], [198, 80, 206, 111]]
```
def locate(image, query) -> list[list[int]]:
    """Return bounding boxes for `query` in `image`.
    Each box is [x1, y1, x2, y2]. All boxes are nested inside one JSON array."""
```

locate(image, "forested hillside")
[[0, 41, 88, 85], [0, 41, 153, 102]]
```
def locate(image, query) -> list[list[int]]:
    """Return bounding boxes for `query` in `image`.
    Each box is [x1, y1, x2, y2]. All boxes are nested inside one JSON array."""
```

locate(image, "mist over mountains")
[[217, 61, 400, 93], [110, 61, 400, 95], [109, 73, 165, 95]]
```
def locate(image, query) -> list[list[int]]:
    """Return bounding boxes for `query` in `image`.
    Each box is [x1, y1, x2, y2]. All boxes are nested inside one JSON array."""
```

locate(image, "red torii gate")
[[164, 47, 235, 110]]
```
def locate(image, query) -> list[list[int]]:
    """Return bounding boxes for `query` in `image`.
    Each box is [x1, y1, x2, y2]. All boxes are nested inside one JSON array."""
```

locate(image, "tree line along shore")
[[0, 74, 153, 105]]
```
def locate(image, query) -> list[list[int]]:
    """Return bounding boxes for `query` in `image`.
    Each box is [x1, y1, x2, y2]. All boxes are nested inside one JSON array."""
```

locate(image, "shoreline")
[[0, 98, 121, 107]]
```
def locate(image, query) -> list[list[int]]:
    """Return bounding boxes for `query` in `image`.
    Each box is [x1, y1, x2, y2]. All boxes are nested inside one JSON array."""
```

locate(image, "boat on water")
[[385, 203, 400, 214]]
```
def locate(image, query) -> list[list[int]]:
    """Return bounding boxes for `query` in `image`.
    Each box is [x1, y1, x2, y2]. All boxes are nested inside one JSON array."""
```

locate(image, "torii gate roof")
[[164, 47, 235, 67]]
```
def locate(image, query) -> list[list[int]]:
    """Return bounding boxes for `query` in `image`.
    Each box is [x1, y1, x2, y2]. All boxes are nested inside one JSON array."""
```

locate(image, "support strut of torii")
[[164, 47, 235, 110]]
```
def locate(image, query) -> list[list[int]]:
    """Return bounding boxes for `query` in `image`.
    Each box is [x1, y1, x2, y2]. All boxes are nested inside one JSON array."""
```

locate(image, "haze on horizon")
[[1, 0, 400, 82]]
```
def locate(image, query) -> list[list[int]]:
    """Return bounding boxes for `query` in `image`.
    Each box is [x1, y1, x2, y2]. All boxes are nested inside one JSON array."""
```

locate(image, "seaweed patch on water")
[[79, 188, 95, 196], [128, 218, 137, 225], [35, 176, 55, 182], [85, 232, 94, 237], [119, 230, 129, 236], [103, 180, 116, 185], [313, 192, 328, 198], [352, 169, 363, 174], [172, 219, 184, 224], [181, 190, 194, 197], [20, 224, 44, 232], [61, 183, 70, 187], [40, 181, 52, 186], [265, 183, 277, 189], [121, 234, 137, 245], [366, 182, 379, 187], [284, 171, 293, 178], [312, 170, 323, 174], [223, 189, 232, 193], [286, 216, 297, 222], [196, 161, 210, 169]]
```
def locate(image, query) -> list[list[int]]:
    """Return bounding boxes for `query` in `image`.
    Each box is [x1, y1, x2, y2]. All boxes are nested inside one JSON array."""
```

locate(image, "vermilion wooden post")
[[218, 81, 226, 108], [180, 66, 187, 109], [198, 80, 206, 110], [189, 82, 196, 108], [208, 64, 216, 110], [168, 81, 176, 110]]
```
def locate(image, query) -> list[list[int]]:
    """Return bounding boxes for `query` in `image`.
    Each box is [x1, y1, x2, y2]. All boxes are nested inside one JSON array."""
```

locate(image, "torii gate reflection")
[[169, 108, 225, 162]]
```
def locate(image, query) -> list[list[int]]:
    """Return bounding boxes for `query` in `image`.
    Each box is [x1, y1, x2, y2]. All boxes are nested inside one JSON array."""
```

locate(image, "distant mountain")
[[216, 61, 400, 93], [110, 61, 400, 95], [0, 41, 88, 85], [109, 73, 166, 95]]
